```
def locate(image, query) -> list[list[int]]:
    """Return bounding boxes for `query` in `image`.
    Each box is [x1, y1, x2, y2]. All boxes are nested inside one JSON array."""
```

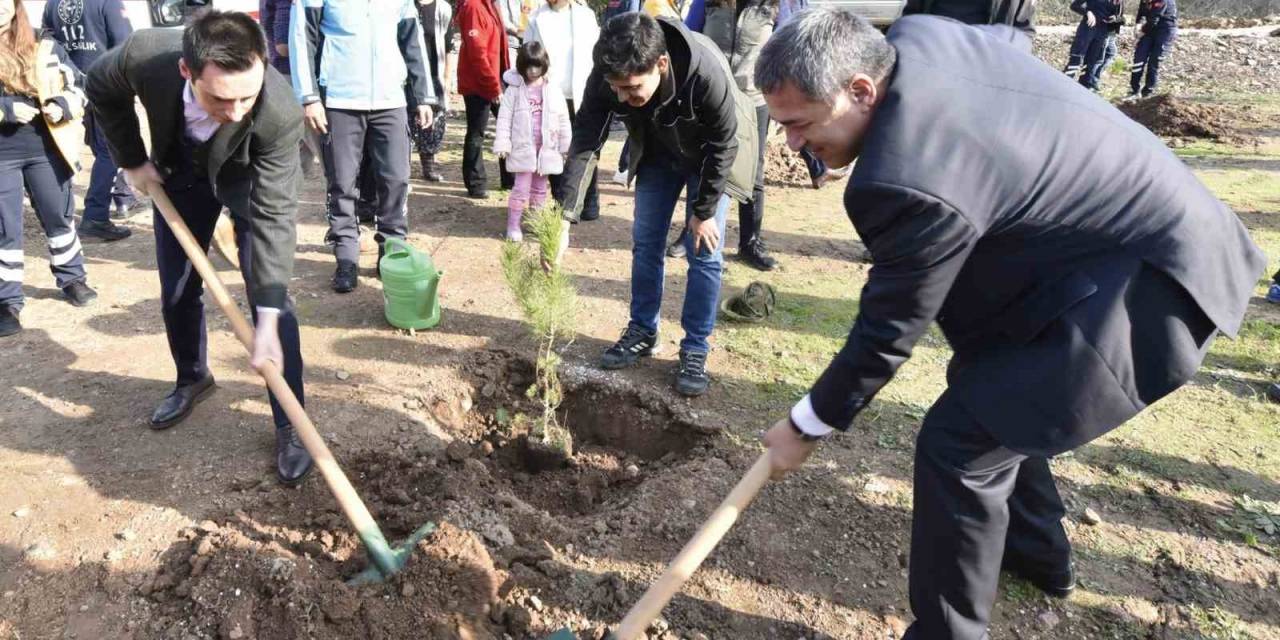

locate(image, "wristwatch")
[[787, 418, 830, 442]]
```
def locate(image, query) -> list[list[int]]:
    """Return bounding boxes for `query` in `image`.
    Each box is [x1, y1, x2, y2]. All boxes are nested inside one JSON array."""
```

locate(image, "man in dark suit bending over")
[[756, 9, 1264, 639], [86, 11, 313, 485]]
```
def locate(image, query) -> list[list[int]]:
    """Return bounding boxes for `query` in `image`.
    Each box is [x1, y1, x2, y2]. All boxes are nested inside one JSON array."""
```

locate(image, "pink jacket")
[[493, 69, 573, 176]]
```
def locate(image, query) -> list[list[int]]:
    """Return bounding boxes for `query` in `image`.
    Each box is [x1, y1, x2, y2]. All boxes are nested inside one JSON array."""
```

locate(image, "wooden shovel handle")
[[613, 452, 774, 640], [149, 190, 396, 572]]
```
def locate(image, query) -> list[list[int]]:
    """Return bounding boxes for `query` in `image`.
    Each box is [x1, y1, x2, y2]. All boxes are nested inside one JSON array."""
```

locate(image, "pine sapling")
[[500, 203, 578, 456]]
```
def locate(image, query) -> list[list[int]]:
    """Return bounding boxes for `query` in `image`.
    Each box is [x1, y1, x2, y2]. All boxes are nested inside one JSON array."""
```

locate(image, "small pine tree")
[[500, 204, 577, 456]]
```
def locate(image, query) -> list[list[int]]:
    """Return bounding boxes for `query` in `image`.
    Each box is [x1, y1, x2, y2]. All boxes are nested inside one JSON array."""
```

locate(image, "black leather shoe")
[[276, 425, 314, 485], [62, 281, 98, 307], [150, 376, 216, 430], [1002, 557, 1075, 598], [1268, 383, 1280, 404], [79, 219, 133, 242], [0, 306, 20, 338], [332, 260, 358, 293], [466, 188, 489, 200]]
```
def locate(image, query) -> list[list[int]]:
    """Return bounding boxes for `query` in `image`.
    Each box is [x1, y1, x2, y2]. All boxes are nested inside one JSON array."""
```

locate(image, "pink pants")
[[508, 171, 549, 219]]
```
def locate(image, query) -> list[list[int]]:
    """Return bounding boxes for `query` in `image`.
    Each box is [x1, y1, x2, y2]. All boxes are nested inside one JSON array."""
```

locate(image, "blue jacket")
[[289, 0, 435, 110], [41, 0, 133, 73], [1138, 0, 1177, 30]]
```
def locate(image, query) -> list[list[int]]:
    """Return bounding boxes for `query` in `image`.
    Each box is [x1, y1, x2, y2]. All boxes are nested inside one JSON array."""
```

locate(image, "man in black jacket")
[[756, 10, 1264, 639], [87, 11, 313, 485], [557, 13, 755, 398]]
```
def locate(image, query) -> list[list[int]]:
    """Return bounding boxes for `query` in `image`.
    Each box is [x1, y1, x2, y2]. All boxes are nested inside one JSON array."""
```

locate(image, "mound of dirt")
[[1117, 94, 1255, 143], [126, 351, 719, 639], [765, 138, 813, 188]]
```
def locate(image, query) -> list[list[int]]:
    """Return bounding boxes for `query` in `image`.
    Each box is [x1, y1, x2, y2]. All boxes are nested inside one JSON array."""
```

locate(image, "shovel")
[[547, 452, 775, 640], [150, 189, 434, 585]]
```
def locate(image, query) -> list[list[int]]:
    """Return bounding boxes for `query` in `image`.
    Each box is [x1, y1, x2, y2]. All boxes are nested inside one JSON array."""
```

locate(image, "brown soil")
[[1117, 94, 1257, 143], [764, 138, 814, 189], [3, 98, 1278, 640]]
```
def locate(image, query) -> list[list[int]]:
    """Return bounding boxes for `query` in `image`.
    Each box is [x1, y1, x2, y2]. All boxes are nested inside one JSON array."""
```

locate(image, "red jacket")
[[455, 0, 510, 101]]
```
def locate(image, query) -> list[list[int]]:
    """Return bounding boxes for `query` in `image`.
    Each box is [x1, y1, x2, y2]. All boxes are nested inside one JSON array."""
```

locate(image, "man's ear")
[[656, 54, 670, 75], [846, 73, 879, 110], [178, 58, 193, 82]]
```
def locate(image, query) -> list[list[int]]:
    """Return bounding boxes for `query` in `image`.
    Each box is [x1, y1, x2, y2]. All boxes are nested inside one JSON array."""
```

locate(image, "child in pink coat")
[[493, 41, 574, 241]]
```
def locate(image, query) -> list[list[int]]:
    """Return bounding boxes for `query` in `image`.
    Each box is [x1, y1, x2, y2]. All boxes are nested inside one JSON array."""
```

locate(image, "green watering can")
[[379, 237, 443, 330]]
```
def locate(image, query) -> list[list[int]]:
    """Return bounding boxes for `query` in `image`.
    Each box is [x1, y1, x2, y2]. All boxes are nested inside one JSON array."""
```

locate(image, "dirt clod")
[[1117, 94, 1255, 144]]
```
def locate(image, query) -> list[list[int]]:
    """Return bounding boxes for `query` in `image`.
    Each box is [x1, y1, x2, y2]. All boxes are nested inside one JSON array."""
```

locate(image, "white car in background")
[[808, 0, 907, 26], [24, 0, 260, 30]]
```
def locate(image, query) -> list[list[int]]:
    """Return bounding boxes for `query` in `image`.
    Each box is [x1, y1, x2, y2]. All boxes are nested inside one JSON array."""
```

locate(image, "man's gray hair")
[[755, 8, 896, 103]]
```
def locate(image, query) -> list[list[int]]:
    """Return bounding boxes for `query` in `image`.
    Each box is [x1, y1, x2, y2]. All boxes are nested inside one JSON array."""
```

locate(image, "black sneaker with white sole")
[[600, 325, 660, 369], [675, 349, 710, 397]]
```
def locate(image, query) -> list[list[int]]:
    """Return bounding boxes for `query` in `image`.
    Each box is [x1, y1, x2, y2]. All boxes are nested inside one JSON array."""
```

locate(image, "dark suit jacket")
[[809, 16, 1265, 456], [85, 29, 302, 309]]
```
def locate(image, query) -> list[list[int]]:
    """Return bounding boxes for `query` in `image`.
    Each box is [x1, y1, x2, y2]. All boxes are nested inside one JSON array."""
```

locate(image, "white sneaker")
[[612, 170, 629, 186]]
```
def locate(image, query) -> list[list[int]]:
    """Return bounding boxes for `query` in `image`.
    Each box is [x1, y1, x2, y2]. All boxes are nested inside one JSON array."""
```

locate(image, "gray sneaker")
[[675, 349, 709, 397]]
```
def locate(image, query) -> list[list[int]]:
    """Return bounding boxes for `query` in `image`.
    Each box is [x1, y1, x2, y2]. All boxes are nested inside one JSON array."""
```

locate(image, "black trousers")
[[462, 94, 512, 193], [737, 104, 769, 249], [903, 390, 1070, 640], [155, 167, 305, 430], [904, 261, 1215, 639], [548, 98, 600, 220], [322, 107, 410, 263]]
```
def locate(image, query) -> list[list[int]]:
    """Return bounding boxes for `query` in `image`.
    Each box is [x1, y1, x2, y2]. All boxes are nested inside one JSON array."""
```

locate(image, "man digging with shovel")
[[86, 10, 313, 485], [756, 9, 1263, 640]]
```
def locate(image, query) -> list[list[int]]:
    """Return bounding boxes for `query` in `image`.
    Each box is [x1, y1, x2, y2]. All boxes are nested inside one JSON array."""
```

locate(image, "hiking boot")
[[675, 349, 710, 397], [79, 218, 132, 242], [62, 281, 98, 307], [739, 239, 777, 271], [332, 260, 358, 293], [421, 154, 443, 182], [0, 306, 20, 337], [1269, 383, 1280, 404], [1267, 283, 1280, 304], [600, 325, 660, 370]]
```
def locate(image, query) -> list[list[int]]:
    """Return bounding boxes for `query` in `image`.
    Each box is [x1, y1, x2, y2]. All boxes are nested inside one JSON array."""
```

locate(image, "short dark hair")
[[182, 10, 267, 78], [594, 12, 667, 79], [516, 41, 550, 82]]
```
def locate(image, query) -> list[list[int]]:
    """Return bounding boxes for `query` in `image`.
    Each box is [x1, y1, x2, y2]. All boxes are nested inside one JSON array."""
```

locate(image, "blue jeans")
[[83, 114, 134, 223], [630, 160, 729, 354]]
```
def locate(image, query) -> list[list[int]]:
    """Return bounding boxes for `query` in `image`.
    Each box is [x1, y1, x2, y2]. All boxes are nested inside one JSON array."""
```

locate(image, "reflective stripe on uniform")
[[48, 230, 77, 250], [49, 239, 82, 266]]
